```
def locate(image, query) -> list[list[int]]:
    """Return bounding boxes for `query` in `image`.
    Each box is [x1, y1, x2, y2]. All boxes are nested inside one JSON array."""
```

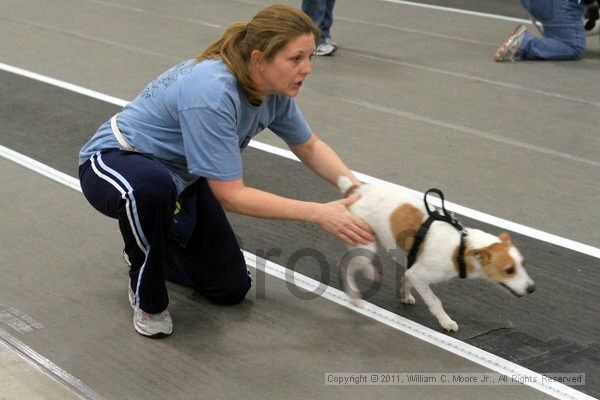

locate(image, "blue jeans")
[[519, 0, 586, 60], [302, 0, 336, 43]]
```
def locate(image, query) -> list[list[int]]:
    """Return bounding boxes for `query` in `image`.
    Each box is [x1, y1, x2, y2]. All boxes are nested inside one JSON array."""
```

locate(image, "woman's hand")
[[314, 195, 375, 246]]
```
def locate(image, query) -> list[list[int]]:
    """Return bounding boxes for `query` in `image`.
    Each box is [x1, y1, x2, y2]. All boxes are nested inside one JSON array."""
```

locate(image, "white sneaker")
[[128, 283, 172, 338], [325, 37, 337, 48], [494, 24, 527, 62], [316, 39, 337, 56]]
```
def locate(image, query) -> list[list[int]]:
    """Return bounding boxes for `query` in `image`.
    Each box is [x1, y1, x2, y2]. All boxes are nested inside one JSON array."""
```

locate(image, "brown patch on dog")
[[344, 184, 360, 198], [390, 204, 425, 252], [467, 241, 517, 282]]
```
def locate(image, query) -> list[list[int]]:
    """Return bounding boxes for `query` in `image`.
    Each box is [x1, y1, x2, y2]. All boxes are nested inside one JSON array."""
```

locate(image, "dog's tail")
[[337, 175, 356, 196], [340, 254, 381, 308]]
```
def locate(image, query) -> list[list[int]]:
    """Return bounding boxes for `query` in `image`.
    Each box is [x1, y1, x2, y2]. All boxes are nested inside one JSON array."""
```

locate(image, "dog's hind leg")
[[405, 266, 458, 332], [339, 242, 379, 307], [399, 274, 416, 305]]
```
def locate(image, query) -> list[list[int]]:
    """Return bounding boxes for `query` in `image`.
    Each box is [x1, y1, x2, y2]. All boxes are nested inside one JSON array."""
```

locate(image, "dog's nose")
[[527, 285, 536, 294]]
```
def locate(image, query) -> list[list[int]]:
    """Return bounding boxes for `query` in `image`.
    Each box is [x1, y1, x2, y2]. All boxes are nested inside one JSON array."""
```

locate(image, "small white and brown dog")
[[337, 176, 535, 332]]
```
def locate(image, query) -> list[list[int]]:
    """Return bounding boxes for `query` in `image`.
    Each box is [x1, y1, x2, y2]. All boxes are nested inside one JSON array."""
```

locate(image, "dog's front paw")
[[400, 294, 416, 305], [349, 297, 364, 308], [440, 319, 459, 332]]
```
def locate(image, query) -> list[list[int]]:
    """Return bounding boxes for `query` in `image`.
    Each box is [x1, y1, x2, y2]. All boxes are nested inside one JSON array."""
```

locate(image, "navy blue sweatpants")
[[79, 150, 251, 314]]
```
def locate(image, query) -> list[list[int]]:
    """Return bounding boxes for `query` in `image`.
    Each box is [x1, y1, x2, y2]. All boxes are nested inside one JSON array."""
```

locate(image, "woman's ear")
[[250, 50, 264, 72]]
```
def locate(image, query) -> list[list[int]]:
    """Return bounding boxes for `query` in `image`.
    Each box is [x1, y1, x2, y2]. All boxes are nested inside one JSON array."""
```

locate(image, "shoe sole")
[[133, 325, 172, 339], [132, 315, 173, 338]]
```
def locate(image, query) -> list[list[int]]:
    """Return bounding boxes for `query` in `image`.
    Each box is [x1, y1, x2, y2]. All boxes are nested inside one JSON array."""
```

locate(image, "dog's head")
[[467, 233, 535, 297]]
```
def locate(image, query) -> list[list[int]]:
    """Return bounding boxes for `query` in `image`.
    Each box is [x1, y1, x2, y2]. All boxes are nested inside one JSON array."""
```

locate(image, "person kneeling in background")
[[494, 0, 596, 62]]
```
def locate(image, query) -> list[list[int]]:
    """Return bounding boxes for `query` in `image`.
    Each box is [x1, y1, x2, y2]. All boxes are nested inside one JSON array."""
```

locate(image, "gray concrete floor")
[[0, 342, 82, 400], [0, 158, 554, 399], [1, 0, 599, 399]]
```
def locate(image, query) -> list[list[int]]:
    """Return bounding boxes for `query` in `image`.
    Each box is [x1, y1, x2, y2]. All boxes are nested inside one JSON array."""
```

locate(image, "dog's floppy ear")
[[499, 232, 512, 244], [467, 248, 492, 265]]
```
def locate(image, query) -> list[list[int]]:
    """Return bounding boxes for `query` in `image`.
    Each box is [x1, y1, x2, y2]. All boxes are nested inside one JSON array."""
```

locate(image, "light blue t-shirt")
[[79, 59, 313, 193]]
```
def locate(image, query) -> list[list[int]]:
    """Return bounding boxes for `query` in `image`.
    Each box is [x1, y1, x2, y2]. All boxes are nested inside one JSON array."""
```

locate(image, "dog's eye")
[[506, 267, 516, 275]]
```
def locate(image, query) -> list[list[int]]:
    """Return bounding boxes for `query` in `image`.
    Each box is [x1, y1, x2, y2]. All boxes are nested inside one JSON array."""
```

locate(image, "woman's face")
[[255, 33, 316, 98]]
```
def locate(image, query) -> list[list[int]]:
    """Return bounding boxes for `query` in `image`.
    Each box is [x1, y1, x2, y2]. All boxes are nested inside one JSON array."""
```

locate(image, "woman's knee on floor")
[[572, 43, 585, 60], [203, 272, 252, 305]]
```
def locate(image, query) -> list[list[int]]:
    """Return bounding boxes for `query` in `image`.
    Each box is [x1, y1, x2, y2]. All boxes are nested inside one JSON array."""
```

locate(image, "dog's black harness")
[[406, 189, 469, 279]]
